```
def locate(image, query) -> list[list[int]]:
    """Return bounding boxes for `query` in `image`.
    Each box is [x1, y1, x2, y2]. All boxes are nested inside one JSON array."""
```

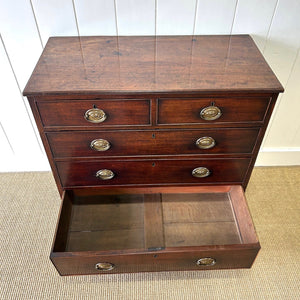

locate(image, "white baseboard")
[[256, 147, 300, 166]]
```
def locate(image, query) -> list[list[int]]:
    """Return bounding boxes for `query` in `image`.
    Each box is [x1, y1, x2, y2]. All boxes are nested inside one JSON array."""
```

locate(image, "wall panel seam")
[[262, 45, 300, 147], [71, 0, 80, 36], [114, 0, 119, 36], [0, 122, 14, 154], [155, 0, 158, 36], [262, 0, 279, 54], [282, 46, 300, 87], [0, 34, 44, 153], [29, 0, 44, 48], [192, 0, 199, 36], [230, 0, 239, 35], [260, 0, 286, 148]]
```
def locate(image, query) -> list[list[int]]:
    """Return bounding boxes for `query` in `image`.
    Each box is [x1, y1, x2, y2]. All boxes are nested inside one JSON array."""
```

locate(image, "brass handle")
[[84, 108, 107, 123], [96, 169, 115, 180], [95, 262, 115, 271], [192, 167, 210, 178], [196, 137, 216, 149], [200, 105, 222, 121], [196, 258, 216, 266], [90, 139, 111, 151]]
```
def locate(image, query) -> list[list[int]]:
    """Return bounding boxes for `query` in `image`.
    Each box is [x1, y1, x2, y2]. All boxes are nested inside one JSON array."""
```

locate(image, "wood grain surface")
[[23, 35, 283, 95], [56, 158, 251, 188], [157, 97, 271, 124], [46, 128, 259, 158], [37, 99, 151, 127], [51, 187, 260, 275]]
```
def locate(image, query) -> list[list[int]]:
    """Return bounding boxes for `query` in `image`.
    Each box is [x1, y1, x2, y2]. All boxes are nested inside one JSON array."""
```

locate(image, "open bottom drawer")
[[50, 186, 260, 275]]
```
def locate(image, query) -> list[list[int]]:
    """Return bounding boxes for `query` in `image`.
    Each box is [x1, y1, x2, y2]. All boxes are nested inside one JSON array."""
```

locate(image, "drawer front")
[[37, 99, 150, 127], [50, 185, 260, 275], [51, 247, 259, 275], [47, 128, 259, 158], [56, 159, 251, 187], [158, 97, 270, 124]]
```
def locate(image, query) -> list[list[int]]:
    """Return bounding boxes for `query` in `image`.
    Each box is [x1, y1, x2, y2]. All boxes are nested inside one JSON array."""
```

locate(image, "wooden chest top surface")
[[23, 35, 283, 96]]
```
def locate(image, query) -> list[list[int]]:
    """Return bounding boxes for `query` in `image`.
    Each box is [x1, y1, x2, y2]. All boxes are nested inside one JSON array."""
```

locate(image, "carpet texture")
[[0, 167, 299, 300]]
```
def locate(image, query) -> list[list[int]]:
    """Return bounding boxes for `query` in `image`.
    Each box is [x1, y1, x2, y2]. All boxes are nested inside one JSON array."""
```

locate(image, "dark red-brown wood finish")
[[23, 35, 283, 95], [46, 128, 259, 158], [56, 158, 251, 188], [23, 35, 283, 275], [50, 186, 260, 275]]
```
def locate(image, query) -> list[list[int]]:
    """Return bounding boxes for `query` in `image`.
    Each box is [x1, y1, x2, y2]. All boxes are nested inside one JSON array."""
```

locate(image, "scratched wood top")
[[23, 35, 283, 96]]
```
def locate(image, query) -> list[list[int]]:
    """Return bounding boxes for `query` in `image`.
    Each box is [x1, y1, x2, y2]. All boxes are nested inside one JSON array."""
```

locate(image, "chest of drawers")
[[23, 35, 283, 275]]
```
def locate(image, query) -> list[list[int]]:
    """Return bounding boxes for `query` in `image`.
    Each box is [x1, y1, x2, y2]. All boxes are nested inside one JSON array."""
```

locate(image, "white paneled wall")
[[231, 0, 278, 51], [74, 0, 117, 35], [157, 0, 197, 34], [194, 0, 238, 35], [31, 0, 79, 46], [0, 0, 300, 171], [116, 0, 156, 35]]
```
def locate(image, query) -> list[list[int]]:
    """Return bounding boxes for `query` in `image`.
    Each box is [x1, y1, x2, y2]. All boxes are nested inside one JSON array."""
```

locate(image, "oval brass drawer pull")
[[196, 136, 216, 149], [90, 139, 111, 151], [196, 257, 216, 266], [95, 262, 115, 271], [84, 108, 107, 123], [192, 167, 210, 178], [96, 169, 115, 180], [200, 105, 222, 121]]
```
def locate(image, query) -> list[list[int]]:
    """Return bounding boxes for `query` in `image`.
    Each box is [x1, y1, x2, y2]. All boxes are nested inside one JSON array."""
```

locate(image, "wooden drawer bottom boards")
[[51, 186, 260, 275]]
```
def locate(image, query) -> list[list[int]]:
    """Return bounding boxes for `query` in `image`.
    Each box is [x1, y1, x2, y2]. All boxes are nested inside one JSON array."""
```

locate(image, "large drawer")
[[158, 97, 271, 125], [50, 186, 260, 275], [36, 99, 151, 128], [56, 158, 251, 188], [47, 128, 259, 158]]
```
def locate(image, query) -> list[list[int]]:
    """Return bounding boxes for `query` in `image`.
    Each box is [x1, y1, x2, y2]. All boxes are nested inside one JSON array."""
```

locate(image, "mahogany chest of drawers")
[[23, 35, 283, 275]]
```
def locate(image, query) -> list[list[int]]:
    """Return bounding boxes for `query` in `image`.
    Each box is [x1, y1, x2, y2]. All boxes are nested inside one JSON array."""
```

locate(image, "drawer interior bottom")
[[54, 187, 253, 253]]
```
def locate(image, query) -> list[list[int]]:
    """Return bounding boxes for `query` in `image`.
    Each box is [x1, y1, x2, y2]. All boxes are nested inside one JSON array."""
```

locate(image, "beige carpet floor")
[[0, 167, 299, 300]]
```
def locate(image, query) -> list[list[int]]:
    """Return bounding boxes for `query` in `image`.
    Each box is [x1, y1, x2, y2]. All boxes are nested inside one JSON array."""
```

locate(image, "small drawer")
[[50, 186, 260, 275], [47, 128, 259, 158], [56, 158, 251, 188], [36, 99, 150, 128], [158, 97, 271, 125]]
